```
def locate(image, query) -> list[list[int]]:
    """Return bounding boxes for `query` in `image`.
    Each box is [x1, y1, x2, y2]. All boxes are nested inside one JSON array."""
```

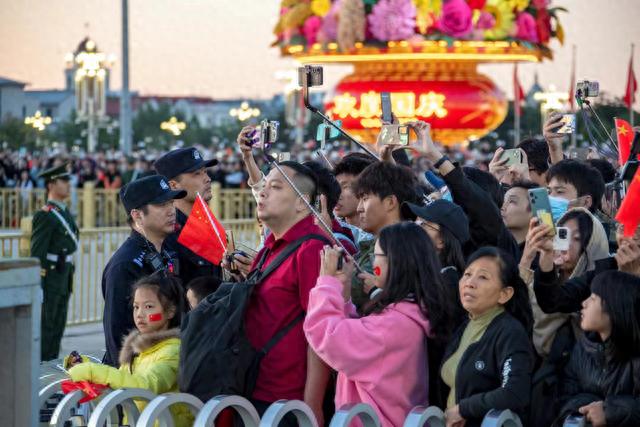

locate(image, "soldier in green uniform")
[[30, 163, 79, 361]]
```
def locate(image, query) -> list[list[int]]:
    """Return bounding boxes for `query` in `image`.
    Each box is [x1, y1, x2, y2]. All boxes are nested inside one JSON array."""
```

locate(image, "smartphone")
[[500, 148, 524, 166], [528, 188, 555, 236], [226, 231, 239, 273], [398, 125, 410, 146], [568, 147, 590, 160], [379, 124, 408, 146], [553, 226, 571, 251], [316, 121, 342, 148], [259, 120, 279, 150], [556, 114, 576, 134], [381, 92, 392, 123]]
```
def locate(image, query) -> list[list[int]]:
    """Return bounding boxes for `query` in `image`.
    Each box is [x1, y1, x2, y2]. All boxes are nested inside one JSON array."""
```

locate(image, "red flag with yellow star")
[[616, 168, 640, 237], [178, 194, 227, 265], [615, 117, 635, 165]]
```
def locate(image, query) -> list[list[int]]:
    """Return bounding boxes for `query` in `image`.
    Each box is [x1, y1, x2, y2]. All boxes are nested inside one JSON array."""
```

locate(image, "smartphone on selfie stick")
[[298, 65, 379, 160], [259, 122, 363, 273]]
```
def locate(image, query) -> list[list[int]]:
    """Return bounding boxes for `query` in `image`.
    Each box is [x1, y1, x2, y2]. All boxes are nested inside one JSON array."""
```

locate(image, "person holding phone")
[[304, 222, 457, 426]]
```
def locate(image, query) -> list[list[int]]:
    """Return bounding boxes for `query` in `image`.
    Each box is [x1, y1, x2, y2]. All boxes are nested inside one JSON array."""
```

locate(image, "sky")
[[0, 0, 638, 105]]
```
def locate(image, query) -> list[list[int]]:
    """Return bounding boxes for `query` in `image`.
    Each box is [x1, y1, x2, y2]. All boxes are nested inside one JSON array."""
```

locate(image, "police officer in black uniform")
[[101, 175, 186, 366], [154, 147, 222, 286]]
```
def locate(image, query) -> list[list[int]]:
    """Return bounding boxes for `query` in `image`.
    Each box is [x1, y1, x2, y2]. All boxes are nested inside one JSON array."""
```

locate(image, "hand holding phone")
[[500, 148, 524, 166], [528, 188, 556, 236]]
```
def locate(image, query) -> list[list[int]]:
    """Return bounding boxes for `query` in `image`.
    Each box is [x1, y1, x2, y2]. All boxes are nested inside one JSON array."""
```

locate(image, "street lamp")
[[25, 111, 52, 131], [229, 102, 261, 122], [68, 38, 112, 153], [533, 85, 569, 114], [161, 117, 187, 136]]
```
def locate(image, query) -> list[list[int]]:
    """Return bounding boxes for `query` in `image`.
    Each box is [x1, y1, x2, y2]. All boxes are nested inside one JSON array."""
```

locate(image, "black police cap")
[[119, 175, 187, 212], [38, 163, 71, 181], [153, 147, 218, 180]]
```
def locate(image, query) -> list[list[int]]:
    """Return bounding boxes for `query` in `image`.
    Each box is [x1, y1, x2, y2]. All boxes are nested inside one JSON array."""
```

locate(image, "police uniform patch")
[[193, 150, 201, 160], [160, 180, 169, 190]]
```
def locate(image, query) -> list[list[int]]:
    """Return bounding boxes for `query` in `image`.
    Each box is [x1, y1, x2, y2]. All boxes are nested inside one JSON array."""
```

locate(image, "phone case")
[[381, 92, 392, 123], [500, 149, 522, 166], [528, 188, 555, 235]]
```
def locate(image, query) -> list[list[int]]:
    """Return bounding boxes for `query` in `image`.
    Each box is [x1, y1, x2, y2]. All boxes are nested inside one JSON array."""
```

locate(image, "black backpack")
[[178, 234, 328, 402]]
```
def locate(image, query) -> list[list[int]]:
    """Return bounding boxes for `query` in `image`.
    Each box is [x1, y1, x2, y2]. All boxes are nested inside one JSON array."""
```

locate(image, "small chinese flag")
[[178, 194, 227, 265], [615, 118, 635, 165], [623, 54, 637, 108], [513, 64, 526, 117], [615, 168, 640, 237]]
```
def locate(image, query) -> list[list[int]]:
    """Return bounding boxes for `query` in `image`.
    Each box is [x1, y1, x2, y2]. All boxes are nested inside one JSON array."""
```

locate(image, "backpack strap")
[[259, 311, 306, 356], [256, 233, 330, 281]]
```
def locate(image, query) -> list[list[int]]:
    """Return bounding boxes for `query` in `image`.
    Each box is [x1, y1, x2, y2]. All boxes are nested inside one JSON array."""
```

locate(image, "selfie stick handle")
[[266, 156, 364, 273], [301, 79, 380, 161], [580, 97, 618, 151]]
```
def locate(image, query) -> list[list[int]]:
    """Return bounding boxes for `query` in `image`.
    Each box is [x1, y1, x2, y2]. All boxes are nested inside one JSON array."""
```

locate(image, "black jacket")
[[443, 311, 534, 427], [442, 166, 521, 262], [101, 231, 177, 366], [533, 257, 617, 314], [169, 209, 222, 288], [556, 333, 640, 426]]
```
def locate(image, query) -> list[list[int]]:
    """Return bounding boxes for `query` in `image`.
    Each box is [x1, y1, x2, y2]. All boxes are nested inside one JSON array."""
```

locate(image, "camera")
[[553, 226, 571, 251], [259, 120, 280, 149], [576, 80, 599, 98], [298, 65, 324, 88]]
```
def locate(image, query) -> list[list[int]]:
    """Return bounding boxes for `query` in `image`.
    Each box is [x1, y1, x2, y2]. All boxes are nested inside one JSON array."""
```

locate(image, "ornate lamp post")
[[25, 111, 52, 147], [68, 38, 111, 152], [160, 116, 187, 136], [229, 102, 261, 122]]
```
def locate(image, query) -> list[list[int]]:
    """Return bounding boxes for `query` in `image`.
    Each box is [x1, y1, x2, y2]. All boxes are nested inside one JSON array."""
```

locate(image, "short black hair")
[[547, 159, 605, 212], [353, 162, 420, 210], [278, 161, 318, 205], [126, 204, 149, 227], [303, 161, 341, 217], [333, 153, 376, 178], [186, 276, 222, 304], [517, 138, 550, 174], [587, 158, 617, 184], [509, 180, 539, 191], [462, 166, 504, 209]]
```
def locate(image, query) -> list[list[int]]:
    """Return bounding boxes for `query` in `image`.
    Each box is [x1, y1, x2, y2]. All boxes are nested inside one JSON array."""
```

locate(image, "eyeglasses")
[[369, 252, 387, 266], [416, 219, 440, 233]]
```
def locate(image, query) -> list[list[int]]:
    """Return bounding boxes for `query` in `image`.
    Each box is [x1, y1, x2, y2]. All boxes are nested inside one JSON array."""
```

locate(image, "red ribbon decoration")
[[61, 380, 108, 403], [373, 266, 381, 276], [148, 313, 163, 322]]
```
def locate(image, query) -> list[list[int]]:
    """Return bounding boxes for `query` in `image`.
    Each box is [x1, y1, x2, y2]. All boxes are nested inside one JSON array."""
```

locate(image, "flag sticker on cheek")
[[373, 266, 381, 276], [148, 313, 163, 322]]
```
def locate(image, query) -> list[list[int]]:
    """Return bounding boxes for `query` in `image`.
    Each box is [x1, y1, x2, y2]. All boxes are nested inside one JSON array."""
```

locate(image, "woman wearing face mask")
[[304, 222, 457, 427], [441, 247, 534, 427], [554, 271, 640, 427], [66, 275, 192, 427]]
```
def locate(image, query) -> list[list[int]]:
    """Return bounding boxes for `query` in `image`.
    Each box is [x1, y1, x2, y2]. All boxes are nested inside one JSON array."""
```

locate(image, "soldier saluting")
[[30, 163, 79, 362]]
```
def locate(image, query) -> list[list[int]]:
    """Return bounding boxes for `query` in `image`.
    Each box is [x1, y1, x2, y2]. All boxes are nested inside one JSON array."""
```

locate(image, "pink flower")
[[515, 12, 539, 42], [532, 0, 548, 8], [436, 0, 473, 38], [318, 0, 341, 42], [368, 0, 417, 41], [303, 16, 323, 45], [475, 11, 495, 29]]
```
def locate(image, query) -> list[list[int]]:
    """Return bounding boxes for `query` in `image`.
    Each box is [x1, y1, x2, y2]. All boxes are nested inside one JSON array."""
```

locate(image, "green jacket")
[[30, 200, 78, 296], [351, 237, 376, 310], [69, 328, 193, 427]]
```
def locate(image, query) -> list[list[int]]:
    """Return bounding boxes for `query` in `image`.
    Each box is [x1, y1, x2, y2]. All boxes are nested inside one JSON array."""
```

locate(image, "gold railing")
[[0, 183, 256, 228], [1, 218, 261, 325]]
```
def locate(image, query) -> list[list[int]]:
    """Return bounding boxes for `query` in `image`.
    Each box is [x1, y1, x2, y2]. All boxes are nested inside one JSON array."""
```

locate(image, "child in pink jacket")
[[304, 222, 457, 426]]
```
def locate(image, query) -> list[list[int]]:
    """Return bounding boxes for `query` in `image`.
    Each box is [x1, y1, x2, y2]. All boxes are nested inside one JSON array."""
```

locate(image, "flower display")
[[436, 0, 473, 38], [274, 0, 564, 51], [368, 0, 417, 41]]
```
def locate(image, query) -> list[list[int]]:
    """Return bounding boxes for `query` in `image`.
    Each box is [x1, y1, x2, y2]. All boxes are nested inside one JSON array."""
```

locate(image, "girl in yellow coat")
[[68, 274, 192, 427]]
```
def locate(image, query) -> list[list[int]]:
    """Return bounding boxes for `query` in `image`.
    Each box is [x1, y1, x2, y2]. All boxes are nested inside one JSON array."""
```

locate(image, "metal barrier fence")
[[38, 379, 531, 427], [0, 183, 256, 228], [1, 218, 260, 326]]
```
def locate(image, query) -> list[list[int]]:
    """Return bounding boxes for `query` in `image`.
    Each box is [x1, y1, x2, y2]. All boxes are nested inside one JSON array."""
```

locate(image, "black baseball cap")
[[153, 147, 218, 180], [402, 199, 470, 244], [119, 175, 187, 212]]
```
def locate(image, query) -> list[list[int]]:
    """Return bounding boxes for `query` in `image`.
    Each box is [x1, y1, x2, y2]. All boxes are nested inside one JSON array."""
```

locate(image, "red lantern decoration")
[[324, 62, 507, 145]]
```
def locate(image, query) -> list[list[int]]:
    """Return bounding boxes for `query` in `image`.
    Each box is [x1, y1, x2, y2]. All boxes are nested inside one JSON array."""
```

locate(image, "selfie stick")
[[315, 125, 335, 169], [576, 92, 618, 152], [300, 73, 380, 161], [262, 148, 364, 273]]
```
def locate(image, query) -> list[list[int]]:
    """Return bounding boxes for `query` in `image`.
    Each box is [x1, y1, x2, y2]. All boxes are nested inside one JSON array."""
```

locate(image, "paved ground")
[[60, 322, 105, 360]]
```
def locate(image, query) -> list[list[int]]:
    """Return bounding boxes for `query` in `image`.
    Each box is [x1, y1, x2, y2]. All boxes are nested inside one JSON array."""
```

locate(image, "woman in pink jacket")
[[304, 222, 457, 426]]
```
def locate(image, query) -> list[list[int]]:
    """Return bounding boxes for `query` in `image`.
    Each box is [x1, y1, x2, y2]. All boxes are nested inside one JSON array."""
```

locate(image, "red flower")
[[467, 0, 486, 9], [535, 7, 551, 43]]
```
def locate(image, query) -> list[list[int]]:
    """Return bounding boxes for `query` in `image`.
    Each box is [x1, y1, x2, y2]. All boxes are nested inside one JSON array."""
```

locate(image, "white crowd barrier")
[[39, 382, 524, 427]]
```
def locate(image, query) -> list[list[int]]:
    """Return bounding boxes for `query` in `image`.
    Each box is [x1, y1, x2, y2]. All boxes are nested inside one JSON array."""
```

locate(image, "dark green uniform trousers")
[[41, 292, 70, 361]]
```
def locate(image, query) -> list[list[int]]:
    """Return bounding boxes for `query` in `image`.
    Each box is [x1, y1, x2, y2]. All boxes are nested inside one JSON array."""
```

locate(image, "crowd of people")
[[33, 111, 640, 427]]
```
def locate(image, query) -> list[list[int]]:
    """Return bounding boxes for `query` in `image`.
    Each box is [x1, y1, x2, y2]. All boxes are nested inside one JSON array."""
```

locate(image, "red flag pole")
[[196, 193, 227, 250]]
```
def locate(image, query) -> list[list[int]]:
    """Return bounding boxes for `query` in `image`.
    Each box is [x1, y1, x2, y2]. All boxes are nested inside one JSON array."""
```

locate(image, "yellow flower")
[[311, 0, 332, 17], [483, 0, 515, 40], [413, 0, 441, 34], [509, 0, 529, 12]]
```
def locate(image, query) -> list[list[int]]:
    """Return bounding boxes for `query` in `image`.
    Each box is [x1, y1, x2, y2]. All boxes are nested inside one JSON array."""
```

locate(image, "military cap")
[[38, 163, 71, 181], [119, 175, 187, 212], [153, 147, 218, 180]]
